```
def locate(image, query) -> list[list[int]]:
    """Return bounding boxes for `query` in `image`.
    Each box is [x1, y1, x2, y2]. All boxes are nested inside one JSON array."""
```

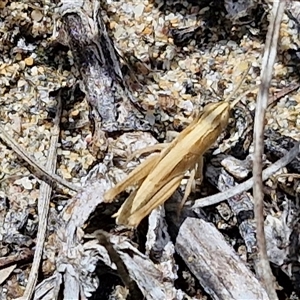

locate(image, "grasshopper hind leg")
[[177, 156, 203, 217]]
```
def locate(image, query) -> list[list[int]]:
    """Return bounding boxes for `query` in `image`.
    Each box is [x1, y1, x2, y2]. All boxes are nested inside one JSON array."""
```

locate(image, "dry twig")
[[252, 1, 285, 298], [191, 141, 300, 208], [0, 125, 79, 192], [0, 248, 33, 269], [15, 94, 63, 300]]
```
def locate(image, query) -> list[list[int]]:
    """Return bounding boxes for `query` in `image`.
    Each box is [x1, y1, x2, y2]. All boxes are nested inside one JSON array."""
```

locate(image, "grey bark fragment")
[[175, 218, 270, 300]]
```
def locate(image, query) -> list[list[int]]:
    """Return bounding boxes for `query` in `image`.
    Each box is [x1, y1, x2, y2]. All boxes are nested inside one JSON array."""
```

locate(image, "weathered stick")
[[176, 218, 270, 300], [0, 125, 79, 192], [252, 1, 285, 298], [16, 93, 63, 300]]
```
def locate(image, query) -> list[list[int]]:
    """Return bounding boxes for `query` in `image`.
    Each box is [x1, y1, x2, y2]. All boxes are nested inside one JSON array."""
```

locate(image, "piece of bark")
[[33, 273, 62, 300], [110, 235, 187, 300], [55, 176, 188, 299], [206, 163, 257, 255], [32, 130, 188, 299], [0, 265, 17, 285], [145, 206, 179, 291], [92, 230, 143, 300], [175, 217, 270, 300], [58, 0, 149, 134]]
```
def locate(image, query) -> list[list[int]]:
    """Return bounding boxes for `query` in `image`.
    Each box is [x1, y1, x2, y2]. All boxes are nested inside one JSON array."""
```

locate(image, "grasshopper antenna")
[[222, 64, 251, 108]]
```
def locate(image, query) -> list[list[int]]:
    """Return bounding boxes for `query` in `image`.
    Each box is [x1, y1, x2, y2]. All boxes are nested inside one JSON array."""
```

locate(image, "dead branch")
[[176, 218, 270, 300]]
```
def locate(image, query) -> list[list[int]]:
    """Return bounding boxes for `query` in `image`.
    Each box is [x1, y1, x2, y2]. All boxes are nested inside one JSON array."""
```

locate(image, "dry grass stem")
[[0, 126, 79, 192], [252, 1, 286, 299], [15, 94, 63, 300]]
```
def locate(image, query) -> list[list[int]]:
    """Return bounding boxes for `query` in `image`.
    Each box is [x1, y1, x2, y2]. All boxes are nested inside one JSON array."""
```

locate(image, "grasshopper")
[[104, 69, 250, 227]]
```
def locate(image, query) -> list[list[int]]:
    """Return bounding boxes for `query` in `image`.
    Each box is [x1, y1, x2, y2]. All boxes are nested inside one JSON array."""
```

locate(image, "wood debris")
[[176, 218, 270, 300], [1, 0, 300, 299]]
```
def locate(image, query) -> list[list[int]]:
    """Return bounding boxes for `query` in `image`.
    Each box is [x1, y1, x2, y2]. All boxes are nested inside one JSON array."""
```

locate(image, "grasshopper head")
[[203, 101, 230, 129], [218, 102, 231, 128]]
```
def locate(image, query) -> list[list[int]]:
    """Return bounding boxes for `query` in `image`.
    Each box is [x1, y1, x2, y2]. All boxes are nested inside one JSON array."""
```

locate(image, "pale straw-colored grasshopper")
[[104, 68, 250, 227]]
